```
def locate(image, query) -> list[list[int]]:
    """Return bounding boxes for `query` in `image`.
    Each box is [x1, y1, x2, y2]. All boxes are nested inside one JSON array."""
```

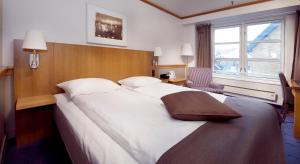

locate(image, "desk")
[[289, 80, 300, 139]]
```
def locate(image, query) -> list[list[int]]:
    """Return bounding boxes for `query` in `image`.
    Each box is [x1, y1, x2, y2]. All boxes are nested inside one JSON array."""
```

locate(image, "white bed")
[[55, 83, 227, 164], [54, 93, 138, 164]]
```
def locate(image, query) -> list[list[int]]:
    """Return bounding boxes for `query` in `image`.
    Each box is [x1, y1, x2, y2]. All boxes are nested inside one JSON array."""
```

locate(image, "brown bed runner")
[[157, 96, 284, 164]]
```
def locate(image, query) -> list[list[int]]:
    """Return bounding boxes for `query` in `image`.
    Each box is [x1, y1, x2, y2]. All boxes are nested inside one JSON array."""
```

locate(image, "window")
[[214, 26, 241, 74], [213, 20, 283, 79]]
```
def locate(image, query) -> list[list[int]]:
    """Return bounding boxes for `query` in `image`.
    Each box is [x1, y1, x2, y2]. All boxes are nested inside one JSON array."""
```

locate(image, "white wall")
[[2, 0, 184, 138], [2, 0, 185, 66]]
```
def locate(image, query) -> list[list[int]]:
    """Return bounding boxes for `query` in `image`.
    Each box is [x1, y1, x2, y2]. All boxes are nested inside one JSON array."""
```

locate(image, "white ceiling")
[[147, 0, 256, 17]]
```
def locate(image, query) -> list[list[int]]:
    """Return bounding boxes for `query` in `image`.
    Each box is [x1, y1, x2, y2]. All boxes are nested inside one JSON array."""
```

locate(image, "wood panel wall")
[[14, 39, 153, 99]]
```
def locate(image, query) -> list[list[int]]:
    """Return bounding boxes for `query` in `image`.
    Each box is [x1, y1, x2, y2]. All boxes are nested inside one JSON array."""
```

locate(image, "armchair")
[[187, 67, 224, 94]]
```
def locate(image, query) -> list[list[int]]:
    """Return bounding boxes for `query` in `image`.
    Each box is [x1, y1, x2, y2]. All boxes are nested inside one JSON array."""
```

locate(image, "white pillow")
[[118, 76, 161, 89], [57, 78, 120, 98]]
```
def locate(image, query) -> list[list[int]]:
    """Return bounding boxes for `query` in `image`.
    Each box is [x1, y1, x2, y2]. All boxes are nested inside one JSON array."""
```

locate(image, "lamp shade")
[[154, 47, 162, 57], [181, 43, 193, 56], [22, 30, 47, 50]]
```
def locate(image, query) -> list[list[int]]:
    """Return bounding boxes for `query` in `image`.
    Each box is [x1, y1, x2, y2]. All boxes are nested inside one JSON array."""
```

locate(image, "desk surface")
[[289, 80, 300, 139], [289, 80, 300, 89]]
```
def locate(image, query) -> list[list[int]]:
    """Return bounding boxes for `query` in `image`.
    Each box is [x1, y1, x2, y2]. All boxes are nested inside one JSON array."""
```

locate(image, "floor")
[[3, 114, 300, 164], [282, 113, 300, 164], [4, 136, 71, 164]]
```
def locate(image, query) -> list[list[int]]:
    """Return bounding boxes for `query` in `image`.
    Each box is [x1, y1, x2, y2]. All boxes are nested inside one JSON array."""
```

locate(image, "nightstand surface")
[[168, 78, 186, 83], [167, 78, 187, 86], [16, 94, 56, 111]]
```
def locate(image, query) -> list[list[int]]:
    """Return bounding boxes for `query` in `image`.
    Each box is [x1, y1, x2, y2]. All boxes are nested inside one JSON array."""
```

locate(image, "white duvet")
[[72, 88, 205, 164], [132, 82, 227, 103], [72, 83, 227, 164]]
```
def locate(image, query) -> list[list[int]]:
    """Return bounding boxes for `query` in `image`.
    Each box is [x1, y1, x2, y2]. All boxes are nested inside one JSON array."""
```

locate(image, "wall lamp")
[[22, 30, 47, 69], [154, 47, 162, 66]]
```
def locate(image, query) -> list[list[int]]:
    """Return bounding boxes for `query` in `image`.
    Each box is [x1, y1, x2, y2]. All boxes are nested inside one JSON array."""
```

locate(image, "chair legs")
[[281, 103, 289, 122]]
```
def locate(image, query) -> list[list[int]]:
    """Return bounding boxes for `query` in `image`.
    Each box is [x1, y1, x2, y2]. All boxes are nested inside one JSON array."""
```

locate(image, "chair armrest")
[[284, 87, 294, 105], [186, 80, 193, 88], [209, 82, 224, 90]]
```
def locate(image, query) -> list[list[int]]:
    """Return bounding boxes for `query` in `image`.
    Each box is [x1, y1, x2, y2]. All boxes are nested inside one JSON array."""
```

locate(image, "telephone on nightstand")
[[160, 71, 176, 80], [167, 71, 176, 80]]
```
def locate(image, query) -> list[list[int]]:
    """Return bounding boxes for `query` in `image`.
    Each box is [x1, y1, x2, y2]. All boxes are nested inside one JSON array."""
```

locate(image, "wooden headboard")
[[14, 39, 153, 99]]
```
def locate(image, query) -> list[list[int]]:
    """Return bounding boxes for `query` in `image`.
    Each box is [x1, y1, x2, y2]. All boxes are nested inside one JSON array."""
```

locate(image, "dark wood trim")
[[181, 0, 272, 19], [140, 0, 181, 19], [140, 0, 272, 20]]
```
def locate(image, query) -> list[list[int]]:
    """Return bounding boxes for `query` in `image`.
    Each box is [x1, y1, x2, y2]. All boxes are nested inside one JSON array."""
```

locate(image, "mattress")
[[54, 93, 138, 164]]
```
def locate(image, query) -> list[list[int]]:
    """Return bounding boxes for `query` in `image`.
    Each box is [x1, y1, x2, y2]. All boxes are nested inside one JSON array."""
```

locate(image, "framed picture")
[[87, 4, 127, 46]]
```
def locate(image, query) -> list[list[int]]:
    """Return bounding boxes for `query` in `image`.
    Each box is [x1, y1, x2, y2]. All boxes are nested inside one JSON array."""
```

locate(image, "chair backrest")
[[188, 67, 212, 87], [279, 72, 293, 104]]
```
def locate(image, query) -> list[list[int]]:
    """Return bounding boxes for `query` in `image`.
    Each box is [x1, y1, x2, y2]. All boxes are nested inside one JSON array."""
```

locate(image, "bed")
[[54, 82, 284, 164], [13, 40, 284, 164]]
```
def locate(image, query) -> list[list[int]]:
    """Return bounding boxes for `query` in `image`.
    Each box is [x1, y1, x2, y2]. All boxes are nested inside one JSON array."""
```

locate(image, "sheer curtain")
[[292, 11, 300, 80], [196, 24, 212, 68]]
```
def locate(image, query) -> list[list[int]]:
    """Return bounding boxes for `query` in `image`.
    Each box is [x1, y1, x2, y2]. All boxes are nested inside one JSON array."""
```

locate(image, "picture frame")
[[87, 4, 127, 46]]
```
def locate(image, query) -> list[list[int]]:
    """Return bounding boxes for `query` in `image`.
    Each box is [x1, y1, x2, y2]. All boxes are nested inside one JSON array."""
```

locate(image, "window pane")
[[214, 27, 240, 43], [214, 60, 240, 74], [247, 22, 281, 42], [247, 43, 280, 59], [215, 44, 240, 58], [247, 61, 280, 78]]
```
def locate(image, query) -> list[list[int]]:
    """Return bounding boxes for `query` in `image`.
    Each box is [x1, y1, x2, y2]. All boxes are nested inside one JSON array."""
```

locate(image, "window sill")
[[213, 73, 281, 86]]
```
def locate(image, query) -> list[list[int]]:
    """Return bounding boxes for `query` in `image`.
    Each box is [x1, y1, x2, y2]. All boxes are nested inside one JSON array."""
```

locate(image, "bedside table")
[[168, 78, 187, 86], [15, 95, 56, 146]]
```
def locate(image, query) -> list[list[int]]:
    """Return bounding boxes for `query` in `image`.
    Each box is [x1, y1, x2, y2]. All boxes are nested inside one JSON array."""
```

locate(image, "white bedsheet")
[[55, 94, 138, 164], [133, 82, 227, 103], [72, 88, 206, 164]]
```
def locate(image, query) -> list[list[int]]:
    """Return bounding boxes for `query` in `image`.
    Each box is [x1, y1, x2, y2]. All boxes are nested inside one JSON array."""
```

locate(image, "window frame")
[[211, 18, 285, 81], [244, 20, 285, 79], [211, 24, 242, 76]]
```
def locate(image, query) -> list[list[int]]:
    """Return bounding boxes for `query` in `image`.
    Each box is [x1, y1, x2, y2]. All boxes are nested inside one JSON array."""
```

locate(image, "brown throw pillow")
[[161, 91, 241, 121]]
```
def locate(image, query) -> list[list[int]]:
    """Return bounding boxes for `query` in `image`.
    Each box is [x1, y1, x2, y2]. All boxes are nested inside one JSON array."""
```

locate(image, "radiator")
[[224, 85, 278, 102]]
